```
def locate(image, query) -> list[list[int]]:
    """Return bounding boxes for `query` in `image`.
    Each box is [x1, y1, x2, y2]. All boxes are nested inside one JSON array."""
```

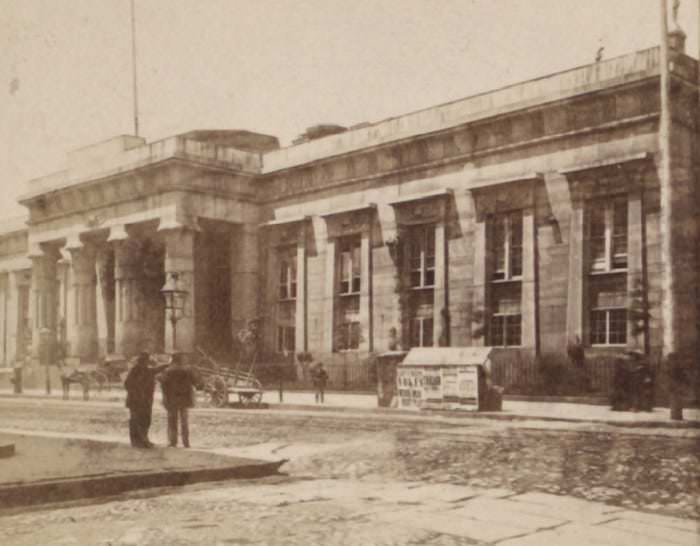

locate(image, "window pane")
[[510, 247, 523, 278], [505, 314, 521, 346], [510, 212, 523, 245], [289, 327, 296, 352], [612, 201, 628, 269], [609, 309, 627, 344], [423, 318, 434, 347], [424, 269, 435, 287], [590, 310, 607, 345], [277, 326, 284, 352], [490, 316, 504, 346], [410, 271, 422, 288], [493, 217, 506, 278], [350, 321, 361, 349], [340, 280, 350, 294], [425, 226, 435, 256]]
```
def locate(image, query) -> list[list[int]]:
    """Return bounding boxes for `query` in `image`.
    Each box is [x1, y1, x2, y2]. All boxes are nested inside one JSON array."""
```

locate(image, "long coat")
[[160, 366, 201, 410], [124, 363, 164, 410]]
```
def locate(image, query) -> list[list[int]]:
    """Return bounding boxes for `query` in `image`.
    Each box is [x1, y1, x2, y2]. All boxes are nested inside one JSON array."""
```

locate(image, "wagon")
[[194, 347, 263, 407]]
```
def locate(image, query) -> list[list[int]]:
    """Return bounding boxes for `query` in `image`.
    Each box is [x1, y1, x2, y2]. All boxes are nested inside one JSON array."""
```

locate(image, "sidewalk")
[[0, 430, 286, 509], [3, 387, 699, 428]]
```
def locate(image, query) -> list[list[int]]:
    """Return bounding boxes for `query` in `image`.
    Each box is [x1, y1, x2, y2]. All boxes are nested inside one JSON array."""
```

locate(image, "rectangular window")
[[491, 211, 523, 281], [276, 325, 296, 353], [339, 238, 361, 295], [589, 274, 627, 345], [336, 321, 361, 351], [278, 251, 297, 300], [410, 316, 434, 348], [408, 224, 436, 288], [489, 284, 522, 347], [588, 196, 628, 272]]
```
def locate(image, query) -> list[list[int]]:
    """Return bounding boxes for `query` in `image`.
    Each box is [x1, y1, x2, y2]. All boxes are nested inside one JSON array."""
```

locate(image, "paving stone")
[[508, 491, 624, 523], [601, 518, 699, 545], [374, 508, 534, 543], [612, 510, 699, 533]]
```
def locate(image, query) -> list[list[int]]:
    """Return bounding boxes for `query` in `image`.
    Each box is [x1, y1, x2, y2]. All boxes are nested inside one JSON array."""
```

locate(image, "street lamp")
[[160, 272, 188, 352]]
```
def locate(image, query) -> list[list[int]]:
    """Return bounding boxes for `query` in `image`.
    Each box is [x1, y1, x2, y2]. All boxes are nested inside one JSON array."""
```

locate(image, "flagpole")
[[130, 0, 140, 137]]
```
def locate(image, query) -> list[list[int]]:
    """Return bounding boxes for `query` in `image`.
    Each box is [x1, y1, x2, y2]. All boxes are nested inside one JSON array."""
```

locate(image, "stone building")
[[0, 38, 698, 390]]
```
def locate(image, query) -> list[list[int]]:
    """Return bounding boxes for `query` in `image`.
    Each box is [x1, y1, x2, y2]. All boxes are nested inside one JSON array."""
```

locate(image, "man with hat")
[[160, 352, 202, 448], [124, 352, 168, 448]]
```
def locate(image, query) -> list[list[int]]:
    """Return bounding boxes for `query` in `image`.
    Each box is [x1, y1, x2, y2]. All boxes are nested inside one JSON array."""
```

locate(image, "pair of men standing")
[[124, 352, 201, 448]]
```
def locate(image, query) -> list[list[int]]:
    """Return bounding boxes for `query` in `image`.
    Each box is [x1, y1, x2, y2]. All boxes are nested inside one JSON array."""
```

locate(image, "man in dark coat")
[[311, 362, 329, 404], [160, 352, 202, 448], [124, 352, 167, 448]]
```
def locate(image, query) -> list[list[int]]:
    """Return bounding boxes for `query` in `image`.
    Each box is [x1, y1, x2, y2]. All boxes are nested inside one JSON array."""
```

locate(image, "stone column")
[[162, 227, 196, 353], [294, 233, 307, 353], [66, 240, 98, 360], [566, 204, 586, 343], [471, 218, 487, 346], [358, 230, 372, 351], [521, 208, 538, 351], [433, 219, 448, 346], [323, 239, 336, 353], [95, 247, 115, 355], [112, 228, 143, 356], [230, 224, 259, 336], [29, 248, 59, 357], [9, 270, 28, 363]]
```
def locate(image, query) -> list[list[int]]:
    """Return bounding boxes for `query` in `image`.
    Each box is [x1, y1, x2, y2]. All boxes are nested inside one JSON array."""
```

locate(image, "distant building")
[[0, 37, 698, 390]]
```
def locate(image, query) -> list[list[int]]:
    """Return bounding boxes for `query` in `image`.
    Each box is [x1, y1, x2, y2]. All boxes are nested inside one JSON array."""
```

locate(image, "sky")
[[1, 0, 698, 219]]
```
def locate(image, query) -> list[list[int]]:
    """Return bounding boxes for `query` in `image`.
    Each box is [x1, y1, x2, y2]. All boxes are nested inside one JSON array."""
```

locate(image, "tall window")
[[410, 316, 434, 348], [339, 238, 361, 295], [408, 224, 435, 288], [492, 211, 523, 280], [278, 253, 297, 300], [335, 321, 360, 351], [489, 284, 522, 347], [589, 274, 627, 346], [276, 325, 296, 353], [588, 197, 628, 272]]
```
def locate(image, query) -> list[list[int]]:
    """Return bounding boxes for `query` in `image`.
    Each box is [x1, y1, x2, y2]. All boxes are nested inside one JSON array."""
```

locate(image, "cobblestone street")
[[0, 399, 698, 544]]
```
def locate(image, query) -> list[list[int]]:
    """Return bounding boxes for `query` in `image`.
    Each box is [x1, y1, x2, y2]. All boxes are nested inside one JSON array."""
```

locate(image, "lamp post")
[[160, 272, 188, 353]]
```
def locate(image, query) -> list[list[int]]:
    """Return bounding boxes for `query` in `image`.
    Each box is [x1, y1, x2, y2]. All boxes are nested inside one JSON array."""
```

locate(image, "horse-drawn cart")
[[194, 347, 263, 407]]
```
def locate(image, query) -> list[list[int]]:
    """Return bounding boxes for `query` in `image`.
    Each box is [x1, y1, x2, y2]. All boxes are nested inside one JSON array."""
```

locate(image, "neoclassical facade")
[[1, 40, 699, 388]]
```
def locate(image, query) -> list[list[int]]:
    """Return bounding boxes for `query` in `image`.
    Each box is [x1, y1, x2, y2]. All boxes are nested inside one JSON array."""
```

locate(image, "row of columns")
[[25, 224, 198, 362]]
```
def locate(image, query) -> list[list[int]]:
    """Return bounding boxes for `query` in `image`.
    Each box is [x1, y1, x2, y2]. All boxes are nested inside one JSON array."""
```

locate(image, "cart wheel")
[[208, 377, 229, 408], [238, 392, 262, 406]]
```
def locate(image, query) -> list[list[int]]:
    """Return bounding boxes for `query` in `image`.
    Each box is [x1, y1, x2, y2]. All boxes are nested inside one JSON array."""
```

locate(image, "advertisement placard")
[[397, 368, 424, 408], [457, 365, 479, 407]]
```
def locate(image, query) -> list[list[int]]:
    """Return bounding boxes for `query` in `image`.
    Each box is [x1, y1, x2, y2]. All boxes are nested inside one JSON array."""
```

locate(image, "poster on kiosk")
[[396, 347, 492, 410]]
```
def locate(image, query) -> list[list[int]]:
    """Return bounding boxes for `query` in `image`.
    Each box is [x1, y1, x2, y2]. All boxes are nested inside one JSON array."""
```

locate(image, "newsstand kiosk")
[[395, 347, 502, 411]]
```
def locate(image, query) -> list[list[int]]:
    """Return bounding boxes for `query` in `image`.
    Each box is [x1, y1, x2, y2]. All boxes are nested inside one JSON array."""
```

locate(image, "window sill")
[[490, 278, 522, 284], [590, 343, 627, 348], [278, 297, 297, 303], [410, 285, 435, 291], [588, 269, 627, 276], [338, 292, 361, 298]]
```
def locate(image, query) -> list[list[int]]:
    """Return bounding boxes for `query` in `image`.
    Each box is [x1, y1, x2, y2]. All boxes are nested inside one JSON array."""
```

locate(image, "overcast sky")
[[1, 0, 697, 218]]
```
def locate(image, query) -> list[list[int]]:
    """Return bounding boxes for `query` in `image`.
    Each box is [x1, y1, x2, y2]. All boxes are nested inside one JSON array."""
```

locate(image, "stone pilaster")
[[471, 218, 487, 346], [520, 208, 538, 350], [433, 218, 447, 346], [162, 227, 196, 353], [323, 239, 336, 353], [294, 234, 307, 353], [627, 190, 646, 351], [358, 230, 372, 351], [566, 204, 586, 343]]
